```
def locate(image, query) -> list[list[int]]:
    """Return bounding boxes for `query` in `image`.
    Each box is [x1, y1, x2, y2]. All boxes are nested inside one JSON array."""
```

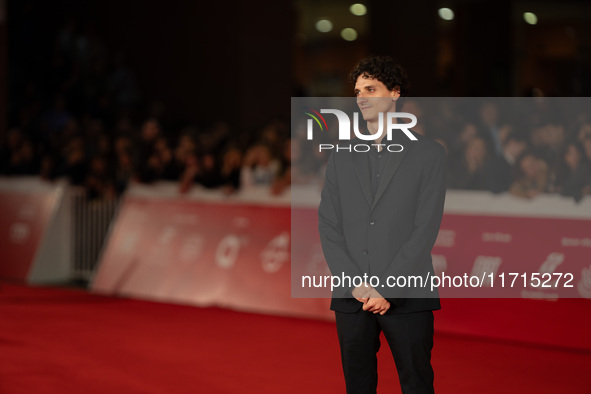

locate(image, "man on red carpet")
[[318, 55, 446, 393]]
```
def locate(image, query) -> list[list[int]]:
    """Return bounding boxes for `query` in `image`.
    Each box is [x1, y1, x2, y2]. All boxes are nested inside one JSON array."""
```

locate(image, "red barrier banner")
[[92, 196, 331, 319], [292, 212, 591, 300], [0, 184, 57, 281], [432, 214, 591, 299], [92, 185, 591, 350]]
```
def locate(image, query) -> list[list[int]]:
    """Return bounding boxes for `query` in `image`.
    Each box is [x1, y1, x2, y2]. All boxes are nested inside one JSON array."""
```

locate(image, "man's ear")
[[390, 86, 401, 100]]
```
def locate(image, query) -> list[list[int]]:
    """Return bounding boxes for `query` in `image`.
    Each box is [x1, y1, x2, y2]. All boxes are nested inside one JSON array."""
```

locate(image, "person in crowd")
[[529, 122, 565, 165], [509, 152, 549, 199], [176, 130, 228, 193], [1, 129, 23, 174], [62, 136, 88, 185], [257, 118, 288, 155], [196, 152, 222, 189], [240, 143, 280, 188], [39, 154, 58, 182], [488, 132, 528, 193], [286, 133, 326, 187], [448, 122, 478, 166], [114, 135, 132, 157], [139, 152, 164, 184], [577, 123, 591, 142], [176, 131, 225, 193], [114, 116, 135, 138], [400, 99, 427, 136], [61, 118, 80, 145], [136, 119, 162, 183], [582, 137, 591, 164], [153, 136, 178, 181], [448, 137, 491, 190], [174, 130, 199, 169], [5, 137, 38, 176], [4, 128, 22, 157], [271, 139, 292, 195], [218, 146, 243, 195], [113, 147, 134, 196], [556, 141, 591, 202], [41, 95, 72, 143], [478, 100, 509, 155], [200, 121, 232, 154], [178, 152, 200, 194], [433, 137, 448, 154], [86, 156, 115, 200]]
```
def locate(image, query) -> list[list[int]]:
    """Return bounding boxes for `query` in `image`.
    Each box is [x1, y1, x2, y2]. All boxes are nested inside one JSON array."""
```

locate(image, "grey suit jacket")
[[318, 131, 446, 314]]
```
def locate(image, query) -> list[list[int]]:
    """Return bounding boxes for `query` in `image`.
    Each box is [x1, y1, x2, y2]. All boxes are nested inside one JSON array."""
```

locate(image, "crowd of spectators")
[[4, 18, 591, 203], [289, 98, 591, 203], [3, 16, 295, 199], [5, 84, 591, 204], [436, 99, 591, 202], [2, 112, 293, 199]]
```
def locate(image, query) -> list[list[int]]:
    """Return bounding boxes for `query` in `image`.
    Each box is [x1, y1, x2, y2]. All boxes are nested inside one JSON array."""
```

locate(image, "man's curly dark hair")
[[348, 55, 411, 96]]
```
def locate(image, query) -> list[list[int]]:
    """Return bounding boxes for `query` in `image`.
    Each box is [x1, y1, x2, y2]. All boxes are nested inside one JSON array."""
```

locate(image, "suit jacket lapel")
[[352, 148, 373, 207], [371, 139, 415, 211]]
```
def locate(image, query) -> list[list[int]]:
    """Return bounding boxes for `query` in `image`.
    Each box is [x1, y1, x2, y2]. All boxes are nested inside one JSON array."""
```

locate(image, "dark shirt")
[[367, 144, 389, 200]]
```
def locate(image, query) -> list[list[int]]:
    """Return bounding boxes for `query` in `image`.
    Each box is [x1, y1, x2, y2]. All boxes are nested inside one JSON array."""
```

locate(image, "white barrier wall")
[[0, 178, 72, 283]]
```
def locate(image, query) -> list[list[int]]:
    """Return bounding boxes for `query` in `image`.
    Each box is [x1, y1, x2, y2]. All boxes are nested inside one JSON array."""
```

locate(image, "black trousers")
[[335, 309, 435, 394]]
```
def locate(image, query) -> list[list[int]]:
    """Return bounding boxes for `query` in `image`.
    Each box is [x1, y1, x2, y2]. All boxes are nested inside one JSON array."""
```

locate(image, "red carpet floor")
[[1, 283, 590, 394]]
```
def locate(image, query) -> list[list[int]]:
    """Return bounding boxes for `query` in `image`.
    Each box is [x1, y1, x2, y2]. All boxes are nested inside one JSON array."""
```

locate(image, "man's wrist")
[[352, 282, 373, 298]]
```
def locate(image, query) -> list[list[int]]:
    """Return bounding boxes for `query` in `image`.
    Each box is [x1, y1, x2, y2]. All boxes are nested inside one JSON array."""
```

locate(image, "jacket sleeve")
[[318, 152, 364, 298], [379, 143, 447, 303]]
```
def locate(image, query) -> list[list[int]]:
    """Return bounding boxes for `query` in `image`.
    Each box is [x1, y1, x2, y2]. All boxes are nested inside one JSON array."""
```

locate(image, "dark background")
[[2, 0, 591, 138]]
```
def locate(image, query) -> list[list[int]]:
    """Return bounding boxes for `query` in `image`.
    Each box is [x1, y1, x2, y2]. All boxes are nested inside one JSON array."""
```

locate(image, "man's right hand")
[[352, 284, 391, 315]]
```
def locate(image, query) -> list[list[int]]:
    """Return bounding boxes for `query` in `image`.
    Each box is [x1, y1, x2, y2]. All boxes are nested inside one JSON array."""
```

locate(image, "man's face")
[[354, 74, 400, 122]]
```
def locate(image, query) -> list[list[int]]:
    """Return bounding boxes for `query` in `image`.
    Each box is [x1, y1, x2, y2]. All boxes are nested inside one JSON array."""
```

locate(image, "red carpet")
[[1, 283, 589, 394]]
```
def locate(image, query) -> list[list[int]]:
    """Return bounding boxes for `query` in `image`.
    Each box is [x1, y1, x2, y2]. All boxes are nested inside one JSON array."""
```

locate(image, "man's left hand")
[[362, 298, 390, 315]]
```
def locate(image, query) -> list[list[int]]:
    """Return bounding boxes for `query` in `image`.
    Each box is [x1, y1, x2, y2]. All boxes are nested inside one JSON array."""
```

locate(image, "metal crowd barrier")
[[69, 187, 120, 281]]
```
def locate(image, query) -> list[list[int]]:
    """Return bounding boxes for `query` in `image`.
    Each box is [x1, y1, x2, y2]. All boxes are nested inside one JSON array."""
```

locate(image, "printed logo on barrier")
[[481, 232, 512, 243], [578, 263, 591, 298], [18, 204, 36, 219], [119, 233, 139, 254], [470, 256, 502, 287], [216, 234, 241, 269], [431, 254, 448, 276], [9, 223, 30, 243], [261, 232, 290, 273], [435, 229, 455, 248], [180, 234, 205, 263], [158, 226, 177, 244], [538, 252, 564, 275], [306, 243, 331, 276], [523, 252, 564, 292], [561, 237, 591, 247]]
